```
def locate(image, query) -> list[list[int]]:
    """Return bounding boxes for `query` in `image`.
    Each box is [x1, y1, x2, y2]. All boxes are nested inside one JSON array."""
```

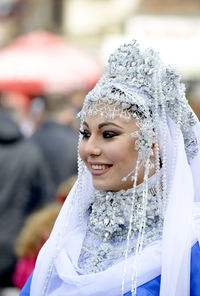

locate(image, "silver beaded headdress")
[[78, 40, 199, 295], [79, 40, 198, 166]]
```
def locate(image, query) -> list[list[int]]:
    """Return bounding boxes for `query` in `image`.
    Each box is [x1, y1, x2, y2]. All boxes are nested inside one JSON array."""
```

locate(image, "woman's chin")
[[92, 180, 133, 192]]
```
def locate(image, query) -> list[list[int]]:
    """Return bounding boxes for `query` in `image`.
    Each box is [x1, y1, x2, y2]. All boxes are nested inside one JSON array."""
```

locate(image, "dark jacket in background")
[[32, 120, 78, 195], [0, 113, 53, 287]]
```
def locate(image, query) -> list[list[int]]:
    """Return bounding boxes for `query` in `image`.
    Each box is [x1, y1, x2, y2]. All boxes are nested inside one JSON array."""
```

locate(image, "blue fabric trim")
[[124, 276, 160, 296], [125, 242, 200, 295], [19, 272, 33, 296], [190, 241, 200, 296]]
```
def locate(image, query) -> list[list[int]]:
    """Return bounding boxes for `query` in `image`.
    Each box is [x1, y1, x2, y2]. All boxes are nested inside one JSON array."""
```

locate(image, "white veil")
[[159, 115, 199, 296]]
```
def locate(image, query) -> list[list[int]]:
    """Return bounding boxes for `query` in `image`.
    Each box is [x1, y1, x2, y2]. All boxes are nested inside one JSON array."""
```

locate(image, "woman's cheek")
[[108, 145, 123, 162]]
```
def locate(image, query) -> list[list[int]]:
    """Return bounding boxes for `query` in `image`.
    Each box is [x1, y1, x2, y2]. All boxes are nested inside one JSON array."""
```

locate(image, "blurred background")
[[0, 0, 200, 295], [0, 0, 200, 124]]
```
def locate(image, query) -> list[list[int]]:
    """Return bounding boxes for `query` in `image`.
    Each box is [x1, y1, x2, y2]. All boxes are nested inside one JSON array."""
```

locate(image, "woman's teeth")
[[91, 164, 110, 170]]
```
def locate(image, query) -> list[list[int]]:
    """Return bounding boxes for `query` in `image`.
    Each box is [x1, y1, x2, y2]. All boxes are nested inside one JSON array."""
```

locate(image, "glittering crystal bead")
[[104, 217, 110, 226], [104, 232, 110, 239], [105, 195, 110, 201]]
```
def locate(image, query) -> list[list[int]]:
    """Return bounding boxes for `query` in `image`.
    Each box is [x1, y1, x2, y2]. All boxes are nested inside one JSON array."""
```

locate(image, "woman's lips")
[[89, 163, 112, 176]]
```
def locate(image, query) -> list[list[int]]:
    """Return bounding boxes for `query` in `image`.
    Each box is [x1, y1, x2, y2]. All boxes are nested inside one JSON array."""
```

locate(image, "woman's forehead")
[[83, 113, 137, 130]]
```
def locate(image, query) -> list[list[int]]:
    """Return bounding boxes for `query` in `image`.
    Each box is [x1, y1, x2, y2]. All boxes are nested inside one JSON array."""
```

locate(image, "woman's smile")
[[89, 162, 113, 175]]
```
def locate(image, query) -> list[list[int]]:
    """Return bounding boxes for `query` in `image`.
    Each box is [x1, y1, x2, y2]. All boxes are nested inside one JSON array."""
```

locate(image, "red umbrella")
[[0, 30, 102, 95]]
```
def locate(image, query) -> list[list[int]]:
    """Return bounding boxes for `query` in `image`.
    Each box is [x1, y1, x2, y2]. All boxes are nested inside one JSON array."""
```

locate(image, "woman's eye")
[[103, 131, 119, 139], [79, 130, 90, 138]]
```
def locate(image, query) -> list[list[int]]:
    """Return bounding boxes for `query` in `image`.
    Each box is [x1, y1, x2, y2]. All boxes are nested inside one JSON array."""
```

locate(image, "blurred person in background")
[[0, 98, 54, 289], [12, 174, 77, 290], [12, 202, 62, 290], [55, 174, 77, 204], [29, 96, 46, 134], [31, 93, 78, 197], [0, 92, 34, 138], [69, 89, 87, 131]]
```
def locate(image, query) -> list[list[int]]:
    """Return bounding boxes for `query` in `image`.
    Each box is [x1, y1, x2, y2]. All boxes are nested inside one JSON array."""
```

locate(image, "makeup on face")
[[79, 115, 141, 191]]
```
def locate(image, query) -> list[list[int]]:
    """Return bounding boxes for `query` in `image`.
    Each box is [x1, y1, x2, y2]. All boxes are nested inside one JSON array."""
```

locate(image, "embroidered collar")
[[78, 180, 163, 273]]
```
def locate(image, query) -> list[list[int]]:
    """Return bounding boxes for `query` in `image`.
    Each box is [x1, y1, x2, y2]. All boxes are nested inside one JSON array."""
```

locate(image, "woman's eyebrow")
[[98, 122, 122, 129], [83, 121, 89, 127]]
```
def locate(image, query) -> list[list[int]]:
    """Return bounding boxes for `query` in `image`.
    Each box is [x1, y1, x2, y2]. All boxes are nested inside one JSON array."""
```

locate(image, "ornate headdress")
[[30, 40, 200, 296], [80, 40, 198, 162]]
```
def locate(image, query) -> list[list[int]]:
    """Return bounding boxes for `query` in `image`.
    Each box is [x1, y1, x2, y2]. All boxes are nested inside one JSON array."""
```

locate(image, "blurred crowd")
[[0, 89, 82, 295]]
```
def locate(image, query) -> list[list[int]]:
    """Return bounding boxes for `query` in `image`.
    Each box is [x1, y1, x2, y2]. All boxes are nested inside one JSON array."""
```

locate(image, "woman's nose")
[[86, 136, 101, 156]]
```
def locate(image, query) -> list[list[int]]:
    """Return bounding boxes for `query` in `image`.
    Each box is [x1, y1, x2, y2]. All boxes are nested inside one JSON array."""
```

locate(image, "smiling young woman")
[[20, 41, 200, 296], [79, 113, 154, 191]]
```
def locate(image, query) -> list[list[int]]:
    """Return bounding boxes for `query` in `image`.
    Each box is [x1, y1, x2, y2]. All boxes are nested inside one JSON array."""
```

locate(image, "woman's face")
[[79, 113, 144, 191]]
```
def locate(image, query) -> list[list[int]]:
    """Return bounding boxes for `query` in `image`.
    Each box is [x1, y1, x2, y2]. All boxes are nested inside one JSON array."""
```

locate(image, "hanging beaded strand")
[[130, 158, 150, 296], [157, 70, 168, 214], [121, 159, 140, 295], [77, 120, 88, 232], [168, 99, 183, 193], [152, 71, 162, 216], [77, 117, 100, 233]]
